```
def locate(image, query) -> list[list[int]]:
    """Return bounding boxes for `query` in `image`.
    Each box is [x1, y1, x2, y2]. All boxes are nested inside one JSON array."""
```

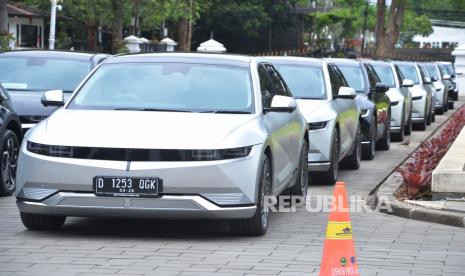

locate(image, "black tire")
[[444, 101, 449, 113], [376, 112, 391, 151], [340, 125, 361, 170], [231, 155, 272, 236], [0, 130, 20, 197], [290, 140, 309, 199], [310, 129, 339, 186], [448, 101, 454, 110], [414, 119, 427, 131], [436, 106, 444, 115], [431, 109, 436, 123], [20, 212, 66, 230], [426, 107, 431, 125], [453, 92, 458, 101], [362, 117, 375, 161]]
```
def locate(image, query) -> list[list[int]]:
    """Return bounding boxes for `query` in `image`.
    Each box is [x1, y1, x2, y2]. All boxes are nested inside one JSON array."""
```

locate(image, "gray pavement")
[[1, 105, 465, 276]]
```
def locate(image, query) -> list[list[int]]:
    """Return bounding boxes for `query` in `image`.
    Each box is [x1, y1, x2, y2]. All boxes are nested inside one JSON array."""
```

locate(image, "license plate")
[[94, 176, 162, 197]]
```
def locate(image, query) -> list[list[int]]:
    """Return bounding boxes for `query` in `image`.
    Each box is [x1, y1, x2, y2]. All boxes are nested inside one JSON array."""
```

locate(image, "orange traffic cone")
[[319, 182, 359, 276]]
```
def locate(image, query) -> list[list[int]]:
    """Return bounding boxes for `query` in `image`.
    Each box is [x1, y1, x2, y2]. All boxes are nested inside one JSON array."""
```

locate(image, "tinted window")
[[265, 65, 289, 96], [275, 64, 326, 99], [69, 63, 254, 113], [364, 64, 380, 90], [258, 65, 275, 108], [425, 64, 440, 80], [397, 64, 420, 85], [338, 64, 365, 93], [0, 57, 90, 92], [328, 65, 346, 97], [371, 64, 396, 88]]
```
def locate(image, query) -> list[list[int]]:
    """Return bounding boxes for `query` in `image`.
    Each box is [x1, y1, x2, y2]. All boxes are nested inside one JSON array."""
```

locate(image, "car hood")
[[28, 109, 264, 149], [9, 90, 73, 117]]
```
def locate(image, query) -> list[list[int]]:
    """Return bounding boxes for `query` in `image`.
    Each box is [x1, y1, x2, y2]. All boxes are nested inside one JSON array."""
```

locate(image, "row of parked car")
[[0, 50, 459, 235]]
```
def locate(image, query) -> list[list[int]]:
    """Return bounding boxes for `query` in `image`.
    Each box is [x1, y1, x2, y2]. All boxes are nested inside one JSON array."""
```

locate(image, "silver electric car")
[[368, 60, 412, 141], [424, 62, 448, 114], [268, 57, 361, 186], [394, 61, 433, 131], [15, 53, 309, 236]]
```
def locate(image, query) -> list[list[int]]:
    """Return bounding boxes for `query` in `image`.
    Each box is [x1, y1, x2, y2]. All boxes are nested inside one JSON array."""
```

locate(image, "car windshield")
[[425, 65, 439, 80], [371, 64, 396, 88], [338, 65, 365, 93], [397, 64, 420, 85], [0, 56, 90, 92], [68, 62, 254, 113], [275, 64, 326, 99]]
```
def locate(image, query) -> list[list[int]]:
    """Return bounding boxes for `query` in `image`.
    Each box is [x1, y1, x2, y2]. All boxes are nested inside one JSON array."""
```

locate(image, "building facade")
[[413, 20, 465, 49], [6, 2, 47, 49]]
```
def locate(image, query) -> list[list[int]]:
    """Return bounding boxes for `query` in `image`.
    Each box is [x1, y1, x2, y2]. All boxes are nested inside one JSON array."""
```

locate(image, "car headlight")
[[308, 121, 328, 130], [412, 96, 423, 101], [27, 141, 252, 161], [361, 109, 370, 117]]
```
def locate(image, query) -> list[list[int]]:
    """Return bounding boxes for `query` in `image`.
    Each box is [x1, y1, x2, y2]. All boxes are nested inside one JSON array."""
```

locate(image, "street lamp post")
[[48, 0, 60, 50]]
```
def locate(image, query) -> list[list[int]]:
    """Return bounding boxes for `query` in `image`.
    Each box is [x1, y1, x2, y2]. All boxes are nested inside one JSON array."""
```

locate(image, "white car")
[[368, 60, 412, 141], [268, 57, 361, 185], [424, 63, 448, 114], [15, 53, 309, 236]]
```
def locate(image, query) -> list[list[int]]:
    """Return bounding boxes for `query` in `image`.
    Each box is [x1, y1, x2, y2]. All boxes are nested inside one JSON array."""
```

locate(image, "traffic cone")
[[319, 182, 359, 276]]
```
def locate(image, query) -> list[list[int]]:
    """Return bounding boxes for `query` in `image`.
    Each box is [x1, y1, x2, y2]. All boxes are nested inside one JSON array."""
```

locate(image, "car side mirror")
[[335, 86, 356, 99], [443, 74, 451, 80], [423, 77, 432, 84], [375, 83, 389, 93], [41, 90, 65, 107], [264, 95, 297, 113], [401, 79, 414, 88]]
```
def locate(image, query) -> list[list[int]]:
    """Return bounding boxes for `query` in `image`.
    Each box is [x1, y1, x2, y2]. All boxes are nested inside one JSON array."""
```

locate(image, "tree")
[[375, 0, 407, 57], [0, 0, 7, 34]]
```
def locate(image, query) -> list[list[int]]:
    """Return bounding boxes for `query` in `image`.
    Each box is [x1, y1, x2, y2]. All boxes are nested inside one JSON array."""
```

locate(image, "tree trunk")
[[111, 0, 124, 53], [375, 0, 406, 58], [177, 18, 187, 51], [0, 0, 8, 34]]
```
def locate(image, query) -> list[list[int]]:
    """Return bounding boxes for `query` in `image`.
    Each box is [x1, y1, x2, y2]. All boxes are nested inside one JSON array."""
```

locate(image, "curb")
[[369, 172, 465, 228], [367, 102, 465, 228]]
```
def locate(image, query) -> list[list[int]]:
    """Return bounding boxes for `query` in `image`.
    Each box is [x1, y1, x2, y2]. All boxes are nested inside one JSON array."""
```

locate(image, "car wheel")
[[0, 130, 20, 197], [444, 101, 449, 112], [453, 92, 458, 101], [20, 212, 66, 230], [448, 101, 454, 110], [340, 125, 361, 170], [404, 104, 412, 136], [376, 112, 390, 151], [414, 119, 427, 131], [436, 106, 444, 115], [231, 154, 271, 236], [362, 117, 375, 161], [290, 140, 309, 199], [426, 107, 431, 125], [311, 128, 339, 186], [431, 109, 436, 123]]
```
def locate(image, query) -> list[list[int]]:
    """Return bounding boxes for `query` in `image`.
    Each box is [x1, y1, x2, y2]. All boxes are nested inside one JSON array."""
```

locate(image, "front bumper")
[[307, 121, 334, 172], [17, 193, 256, 219], [16, 143, 263, 219]]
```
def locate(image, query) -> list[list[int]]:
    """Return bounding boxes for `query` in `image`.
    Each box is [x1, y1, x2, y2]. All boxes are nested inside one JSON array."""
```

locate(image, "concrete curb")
[[368, 102, 465, 228], [370, 172, 465, 228]]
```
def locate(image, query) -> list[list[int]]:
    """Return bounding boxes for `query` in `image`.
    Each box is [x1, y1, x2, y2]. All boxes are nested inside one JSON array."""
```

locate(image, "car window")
[[275, 64, 326, 99], [0, 56, 90, 92], [337, 64, 365, 93], [397, 64, 420, 85], [393, 65, 405, 84], [371, 64, 396, 88], [69, 62, 254, 113], [258, 64, 275, 108], [265, 64, 289, 97], [418, 65, 430, 81], [425, 64, 440, 80], [327, 64, 345, 97], [364, 64, 381, 90], [446, 64, 455, 76]]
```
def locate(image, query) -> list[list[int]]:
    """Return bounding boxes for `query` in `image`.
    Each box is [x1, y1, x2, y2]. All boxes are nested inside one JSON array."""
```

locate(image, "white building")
[[6, 2, 47, 49], [413, 20, 465, 49]]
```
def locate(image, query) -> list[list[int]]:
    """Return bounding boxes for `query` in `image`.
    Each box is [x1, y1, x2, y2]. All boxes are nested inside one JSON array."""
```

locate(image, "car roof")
[[325, 58, 360, 66], [106, 52, 257, 67], [362, 59, 390, 66], [264, 56, 322, 66], [0, 50, 104, 61]]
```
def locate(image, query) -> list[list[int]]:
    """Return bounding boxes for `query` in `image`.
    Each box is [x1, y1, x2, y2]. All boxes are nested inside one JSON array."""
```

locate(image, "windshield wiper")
[[200, 110, 251, 114], [114, 108, 192, 112]]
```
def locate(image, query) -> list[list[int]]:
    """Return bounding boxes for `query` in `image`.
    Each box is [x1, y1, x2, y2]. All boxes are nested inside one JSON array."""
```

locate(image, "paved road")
[[1, 105, 465, 276]]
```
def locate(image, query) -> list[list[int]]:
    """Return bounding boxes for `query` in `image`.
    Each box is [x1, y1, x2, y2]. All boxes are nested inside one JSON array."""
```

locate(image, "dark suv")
[[0, 83, 23, 196]]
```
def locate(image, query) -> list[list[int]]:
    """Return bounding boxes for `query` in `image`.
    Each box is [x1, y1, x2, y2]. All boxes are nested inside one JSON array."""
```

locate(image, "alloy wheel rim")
[[2, 138, 18, 190], [260, 159, 271, 229]]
